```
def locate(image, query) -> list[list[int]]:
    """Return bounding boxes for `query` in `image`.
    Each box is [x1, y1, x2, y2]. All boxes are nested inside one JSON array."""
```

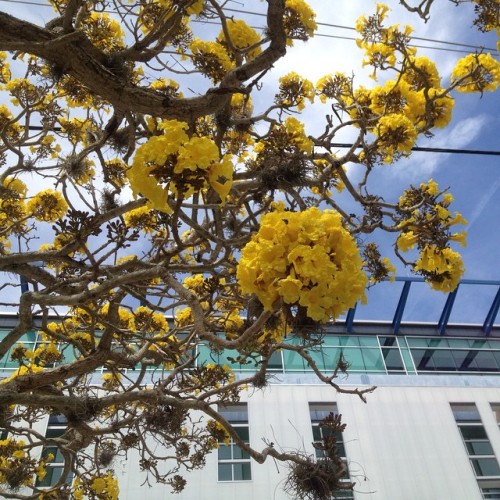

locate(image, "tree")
[[0, 0, 498, 498]]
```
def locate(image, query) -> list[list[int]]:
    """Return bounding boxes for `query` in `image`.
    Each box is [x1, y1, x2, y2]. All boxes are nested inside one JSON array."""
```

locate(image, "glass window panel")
[[310, 403, 338, 422], [196, 344, 212, 366], [358, 336, 379, 347], [360, 348, 385, 372], [472, 458, 500, 477], [382, 348, 404, 371], [267, 350, 283, 371], [407, 338, 428, 347], [233, 462, 251, 481], [338, 336, 360, 347], [219, 405, 247, 423], [460, 426, 488, 440], [283, 350, 305, 371], [218, 463, 232, 481], [451, 350, 470, 369], [379, 337, 396, 347], [218, 445, 231, 460], [312, 427, 322, 442], [235, 427, 249, 442], [471, 340, 488, 349], [432, 350, 457, 371], [475, 351, 498, 372], [400, 348, 416, 373], [232, 444, 250, 460], [428, 338, 447, 347], [491, 404, 500, 425], [322, 336, 341, 347], [448, 338, 472, 348], [340, 348, 365, 371], [36, 467, 73, 487], [306, 349, 326, 371], [452, 404, 481, 422], [466, 440, 494, 456]]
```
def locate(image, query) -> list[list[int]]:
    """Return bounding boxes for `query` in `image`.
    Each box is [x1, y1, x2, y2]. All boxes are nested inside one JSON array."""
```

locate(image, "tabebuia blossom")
[[237, 206, 368, 323]]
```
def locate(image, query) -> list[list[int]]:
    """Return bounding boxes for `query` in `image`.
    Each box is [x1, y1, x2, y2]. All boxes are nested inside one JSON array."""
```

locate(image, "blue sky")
[[0, 0, 498, 326]]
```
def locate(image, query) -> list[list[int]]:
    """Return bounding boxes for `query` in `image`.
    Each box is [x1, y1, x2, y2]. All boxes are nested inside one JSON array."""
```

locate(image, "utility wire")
[[0, 0, 497, 55], [25, 126, 500, 156]]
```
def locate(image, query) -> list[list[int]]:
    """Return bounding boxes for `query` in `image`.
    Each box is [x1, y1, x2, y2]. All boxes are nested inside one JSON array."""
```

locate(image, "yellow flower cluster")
[[127, 120, 234, 213], [414, 245, 465, 293], [451, 53, 500, 93], [396, 180, 466, 292], [73, 472, 119, 500], [190, 38, 234, 82], [276, 72, 315, 111], [218, 19, 262, 61], [123, 206, 158, 233], [0, 51, 11, 84], [284, 0, 317, 43], [83, 13, 125, 53], [237, 206, 367, 322], [26, 189, 68, 222]]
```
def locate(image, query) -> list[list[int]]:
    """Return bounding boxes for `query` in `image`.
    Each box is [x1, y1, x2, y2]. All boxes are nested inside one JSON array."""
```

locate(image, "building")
[[1, 277, 500, 499]]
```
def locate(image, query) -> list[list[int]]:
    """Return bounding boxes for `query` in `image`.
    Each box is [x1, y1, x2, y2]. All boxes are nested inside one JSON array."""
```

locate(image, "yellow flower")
[[451, 53, 500, 93], [27, 189, 68, 222], [237, 207, 367, 323], [396, 231, 418, 252]]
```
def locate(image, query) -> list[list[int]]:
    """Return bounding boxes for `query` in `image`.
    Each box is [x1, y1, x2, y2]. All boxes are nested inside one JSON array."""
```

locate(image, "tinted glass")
[[472, 458, 500, 477]]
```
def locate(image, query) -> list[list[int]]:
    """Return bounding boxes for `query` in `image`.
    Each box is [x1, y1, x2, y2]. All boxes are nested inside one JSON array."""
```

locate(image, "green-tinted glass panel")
[[59, 345, 77, 363], [471, 340, 488, 349], [361, 348, 385, 372], [340, 348, 365, 371], [306, 349, 326, 371], [35, 467, 72, 487], [322, 336, 341, 347], [218, 463, 232, 481], [407, 338, 428, 347], [448, 338, 472, 348], [267, 351, 282, 371], [283, 350, 305, 370], [338, 337, 360, 347], [400, 348, 416, 373], [428, 338, 447, 348], [196, 344, 212, 366], [358, 336, 379, 347], [472, 458, 500, 477]]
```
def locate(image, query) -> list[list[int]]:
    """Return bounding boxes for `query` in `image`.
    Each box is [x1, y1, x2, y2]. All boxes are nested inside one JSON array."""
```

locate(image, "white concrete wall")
[[117, 382, 500, 500]]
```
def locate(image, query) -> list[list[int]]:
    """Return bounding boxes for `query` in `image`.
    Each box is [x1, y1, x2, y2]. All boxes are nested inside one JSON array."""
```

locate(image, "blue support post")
[[483, 286, 500, 336], [438, 285, 460, 336], [345, 304, 357, 333], [20, 276, 29, 294], [392, 280, 411, 335]]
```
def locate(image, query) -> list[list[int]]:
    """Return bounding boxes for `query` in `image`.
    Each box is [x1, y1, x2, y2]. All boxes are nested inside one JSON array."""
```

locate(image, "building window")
[[36, 414, 72, 488], [309, 403, 353, 499], [451, 404, 500, 499], [491, 404, 500, 426], [217, 404, 251, 481]]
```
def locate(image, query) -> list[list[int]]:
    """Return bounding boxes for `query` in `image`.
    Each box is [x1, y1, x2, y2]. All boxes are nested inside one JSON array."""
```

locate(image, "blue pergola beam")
[[392, 281, 412, 334], [345, 304, 357, 333], [438, 285, 460, 336], [483, 286, 500, 336]]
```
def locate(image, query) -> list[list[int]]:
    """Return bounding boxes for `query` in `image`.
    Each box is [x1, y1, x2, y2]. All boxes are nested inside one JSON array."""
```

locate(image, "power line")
[[24, 126, 500, 156], [331, 143, 500, 156], [0, 0, 497, 55]]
